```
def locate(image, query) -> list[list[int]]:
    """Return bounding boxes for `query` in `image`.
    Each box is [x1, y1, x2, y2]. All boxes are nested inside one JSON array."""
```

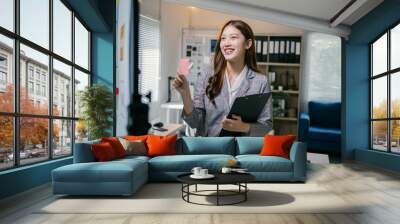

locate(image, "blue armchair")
[[299, 101, 341, 155]]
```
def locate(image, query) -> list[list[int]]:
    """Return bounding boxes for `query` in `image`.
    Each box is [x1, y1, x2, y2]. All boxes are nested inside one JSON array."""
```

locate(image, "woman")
[[173, 20, 272, 136]]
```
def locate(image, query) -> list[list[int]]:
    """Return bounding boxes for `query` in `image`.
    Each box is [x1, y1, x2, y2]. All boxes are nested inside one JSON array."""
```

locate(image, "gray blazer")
[[182, 66, 273, 136]]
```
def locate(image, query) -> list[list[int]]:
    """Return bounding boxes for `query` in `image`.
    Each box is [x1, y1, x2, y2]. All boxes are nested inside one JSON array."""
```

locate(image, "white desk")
[[161, 102, 184, 123]]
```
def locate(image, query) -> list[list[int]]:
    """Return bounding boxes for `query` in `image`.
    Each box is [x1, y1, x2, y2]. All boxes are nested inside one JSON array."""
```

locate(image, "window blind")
[[139, 15, 160, 102]]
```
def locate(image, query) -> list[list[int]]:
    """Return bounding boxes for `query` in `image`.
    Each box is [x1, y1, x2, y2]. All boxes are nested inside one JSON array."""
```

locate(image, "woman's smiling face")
[[220, 25, 250, 62]]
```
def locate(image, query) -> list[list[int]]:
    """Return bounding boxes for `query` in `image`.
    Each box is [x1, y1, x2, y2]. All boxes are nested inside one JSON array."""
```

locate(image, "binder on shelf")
[[284, 38, 289, 63], [295, 38, 301, 63], [255, 36, 263, 62], [270, 36, 280, 62], [279, 39, 285, 63], [290, 39, 296, 63], [268, 38, 275, 63], [262, 36, 268, 62]]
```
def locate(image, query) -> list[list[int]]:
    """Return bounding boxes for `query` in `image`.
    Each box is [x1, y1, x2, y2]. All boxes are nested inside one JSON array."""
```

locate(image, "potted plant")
[[79, 84, 113, 140]]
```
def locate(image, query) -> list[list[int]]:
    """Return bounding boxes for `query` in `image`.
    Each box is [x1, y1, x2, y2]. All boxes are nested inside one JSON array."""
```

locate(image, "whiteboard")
[[181, 28, 219, 85]]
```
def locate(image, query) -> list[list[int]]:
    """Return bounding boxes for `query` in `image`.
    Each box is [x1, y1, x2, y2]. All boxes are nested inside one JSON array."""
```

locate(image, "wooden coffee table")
[[177, 172, 255, 206]]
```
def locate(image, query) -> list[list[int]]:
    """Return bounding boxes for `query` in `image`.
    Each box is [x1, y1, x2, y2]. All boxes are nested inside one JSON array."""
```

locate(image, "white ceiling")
[[166, 0, 384, 37], [222, 0, 383, 25]]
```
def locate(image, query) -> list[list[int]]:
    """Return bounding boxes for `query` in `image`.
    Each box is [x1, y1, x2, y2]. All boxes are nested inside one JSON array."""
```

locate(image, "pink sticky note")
[[177, 58, 191, 76]]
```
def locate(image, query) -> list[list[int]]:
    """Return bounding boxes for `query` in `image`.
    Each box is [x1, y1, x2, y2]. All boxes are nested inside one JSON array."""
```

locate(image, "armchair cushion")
[[309, 101, 341, 128], [309, 126, 341, 142]]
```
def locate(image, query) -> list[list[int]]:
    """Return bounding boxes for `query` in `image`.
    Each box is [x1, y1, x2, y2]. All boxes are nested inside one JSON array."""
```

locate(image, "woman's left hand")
[[222, 115, 251, 133]]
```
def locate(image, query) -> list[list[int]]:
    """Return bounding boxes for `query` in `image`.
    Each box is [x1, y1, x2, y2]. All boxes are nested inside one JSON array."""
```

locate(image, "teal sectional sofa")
[[52, 137, 307, 196]]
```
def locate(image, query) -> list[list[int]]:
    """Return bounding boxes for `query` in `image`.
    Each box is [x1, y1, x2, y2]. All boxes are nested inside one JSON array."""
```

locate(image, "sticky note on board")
[[177, 58, 192, 76]]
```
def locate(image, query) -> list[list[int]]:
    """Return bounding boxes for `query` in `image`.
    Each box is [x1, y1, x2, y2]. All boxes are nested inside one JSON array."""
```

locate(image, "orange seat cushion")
[[259, 135, 296, 159], [101, 137, 127, 158], [146, 135, 177, 157], [91, 142, 118, 162]]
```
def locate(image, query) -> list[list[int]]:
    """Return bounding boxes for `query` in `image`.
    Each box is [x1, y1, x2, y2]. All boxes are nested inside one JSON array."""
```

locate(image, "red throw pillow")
[[146, 134, 177, 157], [91, 142, 117, 161], [259, 135, 296, 159], [101, 137, 127, 158]]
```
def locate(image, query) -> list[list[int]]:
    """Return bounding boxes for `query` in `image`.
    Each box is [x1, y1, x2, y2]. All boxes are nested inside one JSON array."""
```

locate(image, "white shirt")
[[225, 65, 248, 106]]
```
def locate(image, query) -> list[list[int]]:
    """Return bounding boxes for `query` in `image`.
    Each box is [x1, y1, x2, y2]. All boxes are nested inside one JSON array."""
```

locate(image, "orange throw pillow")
[[146, 135, 177, 157], [124, 135, 149, 141], [91, 142, 117, 161], [101, 137, 127, 158], [260, 135, 296, 159]]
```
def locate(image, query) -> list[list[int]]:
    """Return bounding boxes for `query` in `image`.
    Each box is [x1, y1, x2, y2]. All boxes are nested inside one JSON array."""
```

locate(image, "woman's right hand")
[[172, 73, 190, 97]]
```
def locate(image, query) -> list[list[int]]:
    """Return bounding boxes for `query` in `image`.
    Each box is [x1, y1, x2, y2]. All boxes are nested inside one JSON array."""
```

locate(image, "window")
[[36, 83, 40, 95], [302, 33, 341, 103], [138, 15, 161, 103], [0, 54, 8, 87], [0, 0, 91, 170], [0, 54, 7, 67], [20, 0, 49, 49], [74, 69, 89, 119], [35, 70, 41, 81], [28, 81, 34, 94], [0, 35, 13, 113], [0, 71, 6, 85], [53, 0, 72, 60], [42, 85, 46, 97], [0, 0, 14, 32], [53, 59, 72, 117], [74, 17, 89, 70], [28, 67, 34, 80], [370, 23, 400, 154]]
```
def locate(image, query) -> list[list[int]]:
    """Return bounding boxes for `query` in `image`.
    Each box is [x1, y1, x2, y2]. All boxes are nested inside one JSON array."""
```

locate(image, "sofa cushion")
[[148, 154, 235, 172], [178, 137, 235, 155], [309, 126, 341, 142], [236, 155, 293, 172], [52, 159, 147, 183], [236, 137, 263, 155]]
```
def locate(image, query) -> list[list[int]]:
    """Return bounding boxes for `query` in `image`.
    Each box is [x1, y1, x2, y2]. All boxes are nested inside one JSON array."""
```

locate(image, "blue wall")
[[345, 0, 400, 171], [92, 32, 114, 87], [0, 158, 72, 199], [91, 31, 115, 136]]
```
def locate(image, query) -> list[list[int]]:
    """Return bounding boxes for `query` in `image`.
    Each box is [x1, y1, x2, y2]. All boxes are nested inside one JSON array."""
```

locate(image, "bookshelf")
[[254, 35, 302, 136], [258, 62, 301, 136]]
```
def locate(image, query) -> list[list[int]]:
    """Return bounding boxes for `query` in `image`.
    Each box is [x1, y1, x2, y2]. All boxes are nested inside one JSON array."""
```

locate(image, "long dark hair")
[[206, 20, 259, 105]]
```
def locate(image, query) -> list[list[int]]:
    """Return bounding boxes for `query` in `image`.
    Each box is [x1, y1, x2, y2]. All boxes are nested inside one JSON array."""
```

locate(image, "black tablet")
[[220, 92, 271, 136]]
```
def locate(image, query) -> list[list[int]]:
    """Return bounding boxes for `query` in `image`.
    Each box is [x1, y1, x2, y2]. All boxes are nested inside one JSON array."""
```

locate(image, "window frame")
[[0, 0, 92, 171], [369, 19, 400, 154]]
